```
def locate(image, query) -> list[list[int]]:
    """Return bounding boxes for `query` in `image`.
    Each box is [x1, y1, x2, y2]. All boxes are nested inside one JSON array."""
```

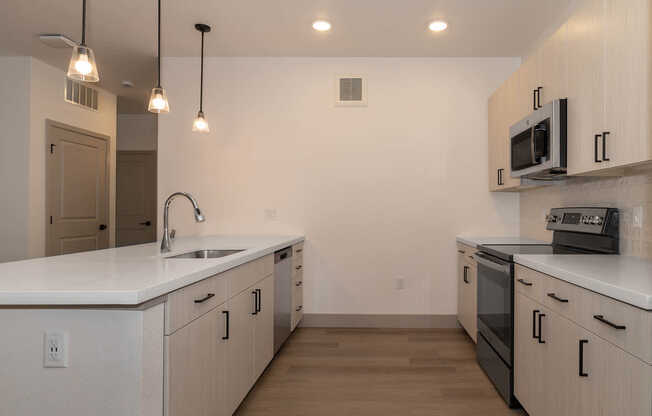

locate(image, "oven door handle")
[[475, 252, 511, 274]]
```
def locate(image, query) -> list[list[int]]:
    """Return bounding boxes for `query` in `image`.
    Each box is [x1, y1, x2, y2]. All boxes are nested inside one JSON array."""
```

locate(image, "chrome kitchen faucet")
[[161, 192, 205, 253]]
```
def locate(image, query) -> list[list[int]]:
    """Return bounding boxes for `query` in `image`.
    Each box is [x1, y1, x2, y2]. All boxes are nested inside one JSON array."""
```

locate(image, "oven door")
[[476, 252, 513, 366]]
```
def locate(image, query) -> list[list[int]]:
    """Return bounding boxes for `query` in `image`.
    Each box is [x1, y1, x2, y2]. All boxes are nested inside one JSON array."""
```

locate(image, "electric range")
[[474, 207, 619, 407]]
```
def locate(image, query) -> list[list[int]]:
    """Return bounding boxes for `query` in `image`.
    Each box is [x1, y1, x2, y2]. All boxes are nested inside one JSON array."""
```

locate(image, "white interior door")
[[46, 120, 109, 256]]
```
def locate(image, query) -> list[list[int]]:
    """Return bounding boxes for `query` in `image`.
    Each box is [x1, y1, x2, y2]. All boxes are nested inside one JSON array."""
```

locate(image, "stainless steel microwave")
[[510, 99, 567, 179]]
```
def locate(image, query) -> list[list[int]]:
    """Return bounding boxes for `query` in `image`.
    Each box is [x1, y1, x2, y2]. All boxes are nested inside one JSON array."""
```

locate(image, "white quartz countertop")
[[456, 235, 547, 248], [0, 235, 304, 306], [515, 254, 652, 310]]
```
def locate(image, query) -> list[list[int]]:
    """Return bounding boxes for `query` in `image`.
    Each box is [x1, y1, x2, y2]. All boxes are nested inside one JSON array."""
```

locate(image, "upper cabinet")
[[489, 0, 652, 190]]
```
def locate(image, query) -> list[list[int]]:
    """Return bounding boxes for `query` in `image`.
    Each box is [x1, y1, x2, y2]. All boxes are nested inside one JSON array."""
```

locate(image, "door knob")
[[139, 220, 152, 226], [99, 224, 107, 230]]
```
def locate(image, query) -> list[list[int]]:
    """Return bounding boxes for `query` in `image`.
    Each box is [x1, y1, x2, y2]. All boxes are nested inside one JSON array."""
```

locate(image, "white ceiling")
[[0, 0, 570, 107]]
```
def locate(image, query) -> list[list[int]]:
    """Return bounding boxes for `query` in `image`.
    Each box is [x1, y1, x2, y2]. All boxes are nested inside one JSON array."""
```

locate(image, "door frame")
[[116, 150, 158, 246], [45, 119, 111, 256]]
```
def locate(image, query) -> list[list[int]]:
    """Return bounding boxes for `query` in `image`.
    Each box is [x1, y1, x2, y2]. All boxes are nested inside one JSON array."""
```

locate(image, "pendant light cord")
[[199, 31, 204, 112], [157, 0, 161, 88], [81, 0, 87, 45]]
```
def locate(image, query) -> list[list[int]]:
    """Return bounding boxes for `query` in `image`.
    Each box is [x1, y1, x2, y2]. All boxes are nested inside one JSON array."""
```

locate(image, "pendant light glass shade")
[[148, 87, 169, 113], [192, 111, 210, 133], [67, 45, 99, 82]]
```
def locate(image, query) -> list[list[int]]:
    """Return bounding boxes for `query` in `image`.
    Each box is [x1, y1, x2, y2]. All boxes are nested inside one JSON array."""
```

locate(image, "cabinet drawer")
[[457, 243, 476, 263], [588, 292, 652, 364], [292, 283, 303, 309], [166, 274, 227, 334], [541, 272, 593, 329], [291, 306, 303, 331], [514, 265, 545, 303], [227, 255, 273, 298], [293, 269, 303, 286], [293, 242, 304, 256]]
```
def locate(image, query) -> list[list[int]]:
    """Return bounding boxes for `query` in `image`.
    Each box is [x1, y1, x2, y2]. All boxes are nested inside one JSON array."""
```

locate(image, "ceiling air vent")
[[64, 78, 99, 111], [335, 74, 367, 107]]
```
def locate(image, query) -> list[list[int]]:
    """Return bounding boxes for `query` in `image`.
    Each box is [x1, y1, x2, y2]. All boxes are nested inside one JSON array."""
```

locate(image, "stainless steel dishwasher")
[[274, 247, 292, 353]]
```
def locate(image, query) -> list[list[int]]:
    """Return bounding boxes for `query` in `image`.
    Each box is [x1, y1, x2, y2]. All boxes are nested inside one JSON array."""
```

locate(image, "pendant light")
[[67, 0, 99, 82], [148, 0, 170, 113], [192, 23, 211, 133]]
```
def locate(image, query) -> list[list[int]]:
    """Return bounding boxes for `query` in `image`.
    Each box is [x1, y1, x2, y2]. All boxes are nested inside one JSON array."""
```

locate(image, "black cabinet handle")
[[296, 306, 303, 312], [194, 293, 215, 303], [517, 278, 533, 287], [99, 224, 107, 230], [579, 339, 589, 377], [457, 250, 465, 254], [593, 314, 626, 330], [296, 265, 302, 271], [222, 310, 230, 340], [594, 134, 602, 163], [537, 313, 546, 343], [256, 288, 262, 312], [537, 87, 543, 108], [602, 132, 610, 161], [252, 291, 258, 315], [139, 220, 151, 226], [463, 266, 470, 284], [547, 293, 569, 303], [296, 248, 303, 253], [296, 281, 303, 287], [497, 168, 504, 186], [533, 89, 538, 110], [280, 252, 288, 260], [532, 310, 539, 339]]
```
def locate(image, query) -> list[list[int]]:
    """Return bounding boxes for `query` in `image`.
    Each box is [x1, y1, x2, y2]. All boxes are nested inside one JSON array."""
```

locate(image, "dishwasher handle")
[[274, 247, 293, 264]]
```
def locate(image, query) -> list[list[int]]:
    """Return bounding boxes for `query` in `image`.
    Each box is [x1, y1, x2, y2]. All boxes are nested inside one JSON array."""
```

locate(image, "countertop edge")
[[514, 255, 652, 311], [0, 236, 305, 307]]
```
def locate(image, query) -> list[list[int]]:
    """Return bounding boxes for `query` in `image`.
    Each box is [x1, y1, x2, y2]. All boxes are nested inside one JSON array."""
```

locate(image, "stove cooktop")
[[477, 244, 594, 262]]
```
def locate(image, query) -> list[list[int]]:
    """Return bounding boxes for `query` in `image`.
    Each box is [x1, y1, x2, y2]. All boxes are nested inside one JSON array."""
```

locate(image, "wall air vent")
[[335, 74, 367, 107], [64, 78, 99, 111]]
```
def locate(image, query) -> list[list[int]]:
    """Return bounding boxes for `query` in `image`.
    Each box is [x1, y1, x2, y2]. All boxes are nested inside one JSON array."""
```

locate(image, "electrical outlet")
[[633, 206, 643, 229], [44, 331, 69, 368]]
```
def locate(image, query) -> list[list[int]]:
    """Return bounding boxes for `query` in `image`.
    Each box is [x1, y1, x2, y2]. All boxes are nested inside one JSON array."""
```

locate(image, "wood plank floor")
[[235, 328, 525, 416]]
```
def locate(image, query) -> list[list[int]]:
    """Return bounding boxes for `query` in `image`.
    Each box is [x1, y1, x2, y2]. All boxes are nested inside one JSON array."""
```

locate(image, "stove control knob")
[[594, 216, 604, 225]]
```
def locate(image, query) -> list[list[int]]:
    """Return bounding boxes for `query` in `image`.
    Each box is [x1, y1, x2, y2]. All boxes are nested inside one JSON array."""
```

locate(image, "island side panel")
[[0, 306, 164, 416]]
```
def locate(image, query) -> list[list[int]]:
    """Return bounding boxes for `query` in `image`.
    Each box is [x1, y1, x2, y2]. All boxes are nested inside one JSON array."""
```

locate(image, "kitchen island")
[[0, 235, 304, 416]]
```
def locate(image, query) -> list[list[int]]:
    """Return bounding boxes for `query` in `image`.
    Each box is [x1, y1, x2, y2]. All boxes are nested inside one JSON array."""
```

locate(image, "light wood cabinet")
[[226, 287, 256, 414], [488, 75, 521, 191], [489, 0, 652, 182], [456, 244, 477, 342], [166, 307, 227, 416], [291, 243, 304, 331], [253, 274, 275, 381], [514, 267, 652, 416]]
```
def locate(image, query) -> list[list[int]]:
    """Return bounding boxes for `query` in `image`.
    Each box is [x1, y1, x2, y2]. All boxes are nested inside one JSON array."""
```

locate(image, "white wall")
[[117, 113, 157, 151], [0, 57, 117, 261], [159, 57, 520, 315], [0, 57, 31, 262]]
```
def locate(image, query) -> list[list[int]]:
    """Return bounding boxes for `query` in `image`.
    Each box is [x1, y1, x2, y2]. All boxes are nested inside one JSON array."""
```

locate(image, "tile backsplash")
[[520, 167, 652, 259]]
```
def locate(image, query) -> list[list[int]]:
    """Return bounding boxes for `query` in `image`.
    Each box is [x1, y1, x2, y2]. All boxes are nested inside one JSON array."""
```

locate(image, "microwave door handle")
[[530, 126, 537, 165]]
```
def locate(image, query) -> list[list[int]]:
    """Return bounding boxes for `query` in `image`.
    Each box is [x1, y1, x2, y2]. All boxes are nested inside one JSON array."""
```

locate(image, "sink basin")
[[167, 249, 245, 259]]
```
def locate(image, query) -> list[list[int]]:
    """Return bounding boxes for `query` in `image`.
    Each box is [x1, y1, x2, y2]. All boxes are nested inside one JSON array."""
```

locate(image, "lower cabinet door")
[[166, 307, 226, 416], [226, 289, 255, 414], [253, 274, 275, 381], [514, 293, 546, 415]]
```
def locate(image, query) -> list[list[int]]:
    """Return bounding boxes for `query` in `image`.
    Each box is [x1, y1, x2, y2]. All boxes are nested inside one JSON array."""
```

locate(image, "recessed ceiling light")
[[429, 21, 448, 32], [121, 80, 134, 88], [312, 20, 332, 32]]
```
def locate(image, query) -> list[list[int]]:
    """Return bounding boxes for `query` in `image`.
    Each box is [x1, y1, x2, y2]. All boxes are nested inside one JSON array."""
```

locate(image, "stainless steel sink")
[[166, 249, 245, 259]]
